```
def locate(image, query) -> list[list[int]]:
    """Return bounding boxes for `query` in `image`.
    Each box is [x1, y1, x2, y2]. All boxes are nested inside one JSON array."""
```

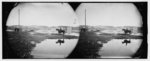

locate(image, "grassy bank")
[[7, 31, 37, 58], [68, 31, 111, 58], [6, 31, 79, 58], [99, 33, 142, 39], [32, 33, 79, 39]]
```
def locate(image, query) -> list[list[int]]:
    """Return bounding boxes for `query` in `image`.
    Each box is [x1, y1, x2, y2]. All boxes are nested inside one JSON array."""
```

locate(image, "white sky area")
[[76, 3, 142, 27], [6, 3, 79, 27]]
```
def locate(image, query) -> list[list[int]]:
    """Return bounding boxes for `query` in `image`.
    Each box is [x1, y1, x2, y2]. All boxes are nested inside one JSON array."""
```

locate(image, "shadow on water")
[[122, 39, 131, 46]]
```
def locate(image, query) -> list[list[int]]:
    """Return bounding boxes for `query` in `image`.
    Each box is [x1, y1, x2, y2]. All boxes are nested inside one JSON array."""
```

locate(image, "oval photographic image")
[[74, 3, 143, 58], [6, 3, 79, 58]]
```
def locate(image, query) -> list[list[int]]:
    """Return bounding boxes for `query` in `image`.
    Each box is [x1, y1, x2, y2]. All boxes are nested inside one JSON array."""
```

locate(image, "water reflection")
[[122, 39, 131, 46], [56, 39, 65, 45]]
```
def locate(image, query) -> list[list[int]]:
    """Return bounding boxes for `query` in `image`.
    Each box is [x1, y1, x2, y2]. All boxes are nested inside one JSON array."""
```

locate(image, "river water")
[[30, 39, 78, 58], [30, 38, 142, 58], [98, 39, 142, 58]]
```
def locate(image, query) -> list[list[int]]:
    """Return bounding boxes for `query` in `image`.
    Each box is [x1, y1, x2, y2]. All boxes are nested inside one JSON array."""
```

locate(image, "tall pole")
[[85, 9, 86, 28], [18, 9, 20, 27]]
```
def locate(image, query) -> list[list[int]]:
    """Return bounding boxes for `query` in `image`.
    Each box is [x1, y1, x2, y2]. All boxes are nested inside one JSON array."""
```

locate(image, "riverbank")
[[6, 31, 79, 58], [68, 31, 107, 58], [68, 31, 143, 58], [99, 33, 142, 39]]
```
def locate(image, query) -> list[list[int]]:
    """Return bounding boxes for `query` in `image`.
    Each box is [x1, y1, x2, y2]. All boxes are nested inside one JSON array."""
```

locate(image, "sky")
[[76, 3, 142, 27], [6, 3, 142, 27], [6, 3, 79, 27]]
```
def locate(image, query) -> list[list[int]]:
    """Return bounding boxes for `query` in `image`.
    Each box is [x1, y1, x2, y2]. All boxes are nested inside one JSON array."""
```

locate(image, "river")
[[30, 39, 78, 58], [98, 39, 142, 58]]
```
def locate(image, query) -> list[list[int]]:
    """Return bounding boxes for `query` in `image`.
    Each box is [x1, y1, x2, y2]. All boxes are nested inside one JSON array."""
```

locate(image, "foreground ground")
[[5, 31, 79, 58], [4, 31, 142, 58]]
